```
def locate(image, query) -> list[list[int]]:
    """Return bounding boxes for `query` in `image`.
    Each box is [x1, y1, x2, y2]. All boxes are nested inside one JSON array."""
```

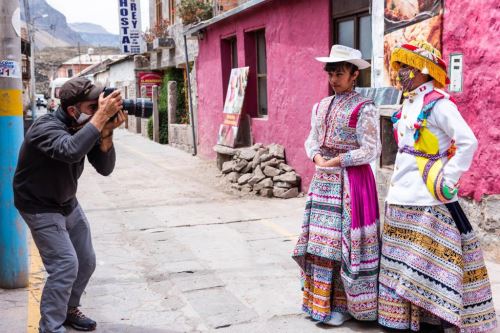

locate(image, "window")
[[230, 38, 238, 69], [244, 28, 267, 118], [255, 30, 267, 117], [156, 0, 163, 25], [333, 3, 372, 87], [67, 68, 73, 77], [168, 0, 175, 22], [221, 36, 238, 102]]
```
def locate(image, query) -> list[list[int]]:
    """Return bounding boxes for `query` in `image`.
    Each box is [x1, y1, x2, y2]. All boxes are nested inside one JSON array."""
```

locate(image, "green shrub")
[[146, 111, 169, 144], [162, 67, 189, 124], [147, 116, 153, 140]]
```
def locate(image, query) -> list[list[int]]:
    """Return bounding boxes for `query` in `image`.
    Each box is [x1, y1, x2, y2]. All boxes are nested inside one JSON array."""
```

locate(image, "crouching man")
[[13, 77, 125, 332]]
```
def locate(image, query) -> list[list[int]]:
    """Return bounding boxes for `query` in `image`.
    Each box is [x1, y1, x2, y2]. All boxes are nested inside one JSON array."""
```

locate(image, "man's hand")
[[99, 110, 126, 152], [90, 90, 123, 132], [103, 110, 126, 132]]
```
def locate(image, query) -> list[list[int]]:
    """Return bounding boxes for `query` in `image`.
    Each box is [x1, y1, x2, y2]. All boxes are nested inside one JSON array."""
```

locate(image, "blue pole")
[[0, 0, 29, 289]]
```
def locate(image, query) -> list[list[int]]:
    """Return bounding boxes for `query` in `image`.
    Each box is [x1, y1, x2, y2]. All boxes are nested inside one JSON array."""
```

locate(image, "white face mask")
[[74, 107, 92, 124]]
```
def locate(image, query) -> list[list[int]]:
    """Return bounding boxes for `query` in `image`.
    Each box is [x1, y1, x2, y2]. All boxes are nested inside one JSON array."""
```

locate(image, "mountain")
[[69, 23, 120, 48], [20, 0, 120, 49], [69, 23, 110, 34]]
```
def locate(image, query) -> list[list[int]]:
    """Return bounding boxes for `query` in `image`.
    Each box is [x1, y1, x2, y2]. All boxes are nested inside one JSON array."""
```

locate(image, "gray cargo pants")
[[20, 204, 96, 333]]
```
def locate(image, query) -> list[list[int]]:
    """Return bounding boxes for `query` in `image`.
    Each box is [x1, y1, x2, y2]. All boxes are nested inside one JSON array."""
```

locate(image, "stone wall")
[[128, 115, 141, 134], [168, 124, 193, 153]]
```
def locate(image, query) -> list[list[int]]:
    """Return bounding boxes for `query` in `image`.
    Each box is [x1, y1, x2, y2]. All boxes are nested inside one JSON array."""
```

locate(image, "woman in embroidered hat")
[[292, 45, 381, 326], [378, 39, 497, 332]]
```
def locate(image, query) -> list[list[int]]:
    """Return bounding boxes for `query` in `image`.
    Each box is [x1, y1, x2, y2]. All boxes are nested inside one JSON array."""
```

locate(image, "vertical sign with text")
[[118, 0, 143, 54]]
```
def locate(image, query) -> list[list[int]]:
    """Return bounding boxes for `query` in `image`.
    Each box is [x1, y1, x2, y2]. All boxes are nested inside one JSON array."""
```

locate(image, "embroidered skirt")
[[293, 166, 379, 322], [379, 203, 497, 332]]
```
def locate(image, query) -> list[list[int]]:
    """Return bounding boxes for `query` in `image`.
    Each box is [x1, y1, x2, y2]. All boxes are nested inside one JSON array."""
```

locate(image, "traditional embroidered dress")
[[380, 81, 497, 332], [293, 91, 381, 322]]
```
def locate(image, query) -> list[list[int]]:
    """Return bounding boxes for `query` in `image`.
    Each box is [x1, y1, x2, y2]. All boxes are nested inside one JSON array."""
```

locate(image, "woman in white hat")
[[292, 45, 381, 326]]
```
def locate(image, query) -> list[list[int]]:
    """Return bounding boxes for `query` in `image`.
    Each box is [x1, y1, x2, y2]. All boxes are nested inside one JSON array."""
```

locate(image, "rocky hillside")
[[35, 46, 120, 96], [69, 23, 120, 48], [21, 0, 119, 49]]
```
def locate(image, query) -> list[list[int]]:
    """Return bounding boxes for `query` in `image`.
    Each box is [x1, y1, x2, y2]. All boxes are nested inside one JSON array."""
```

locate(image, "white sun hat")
[[315, 44, 371, 70]]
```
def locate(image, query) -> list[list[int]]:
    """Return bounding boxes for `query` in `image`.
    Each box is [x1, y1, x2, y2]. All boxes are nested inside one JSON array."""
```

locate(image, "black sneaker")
[[64, 307, 97, 331]]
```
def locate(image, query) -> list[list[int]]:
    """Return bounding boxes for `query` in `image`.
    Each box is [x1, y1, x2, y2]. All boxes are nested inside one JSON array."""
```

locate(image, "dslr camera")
[[102, 87, 153, 118]]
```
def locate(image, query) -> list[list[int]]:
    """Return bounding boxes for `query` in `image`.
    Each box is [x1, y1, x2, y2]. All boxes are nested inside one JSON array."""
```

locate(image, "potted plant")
[[177, 0, 213, 25]]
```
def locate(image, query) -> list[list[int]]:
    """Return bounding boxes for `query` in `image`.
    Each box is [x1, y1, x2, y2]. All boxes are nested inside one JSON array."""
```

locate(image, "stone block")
[[251, 143, 263, 150], [273, 171, 298, 184], [234, 159, 249, 172], [216, 153, 233, 170], [237, 173, 253, 185], [241, 162, 253, 174], [263, 166, 281, 177], [225, 172, 239, 183], [275, 181, 292, 189], [222, 160, 237, 174], [248, 166, 266, 185], [253, 178, 273, 192], [213, 145, 237, 155], [238, 148, 257, 161], [268, 143, 285, 159], [262, 158, 283, 168], [259, 153, 273, 163], [279, 163, 294, 172], [273, 187, 299, 199], [258, 188, 273, 197], [241, 184, 252, 194]]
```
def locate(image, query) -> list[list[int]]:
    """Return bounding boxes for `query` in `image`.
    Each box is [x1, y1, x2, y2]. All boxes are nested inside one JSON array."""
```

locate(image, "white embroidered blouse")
[[386, 81, 478, 206], [304, 93, 381, 168]]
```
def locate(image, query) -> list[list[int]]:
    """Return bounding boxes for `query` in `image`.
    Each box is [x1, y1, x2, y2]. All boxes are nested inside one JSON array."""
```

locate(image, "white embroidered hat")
[[315, 44, 371, 70]]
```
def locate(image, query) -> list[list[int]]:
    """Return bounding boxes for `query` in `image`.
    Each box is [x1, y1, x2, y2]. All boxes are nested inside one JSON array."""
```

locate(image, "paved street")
[[1, 129, 500, 333]]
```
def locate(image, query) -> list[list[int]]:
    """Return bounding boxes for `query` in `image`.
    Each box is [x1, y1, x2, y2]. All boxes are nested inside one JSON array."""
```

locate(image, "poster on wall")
[[217, 67, 249, 147], [383, 0, 443, 86], [138, 72, 162, 97]]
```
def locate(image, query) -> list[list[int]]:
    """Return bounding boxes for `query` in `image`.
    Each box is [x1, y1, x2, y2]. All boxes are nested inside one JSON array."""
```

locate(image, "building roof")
[[184, 0, 269, 36], [62, 54, 125, 66]]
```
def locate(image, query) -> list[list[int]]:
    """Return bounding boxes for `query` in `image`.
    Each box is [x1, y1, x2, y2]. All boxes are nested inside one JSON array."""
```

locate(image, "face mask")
[[74, 106, 92, 124], [397, 67, 416, 93]]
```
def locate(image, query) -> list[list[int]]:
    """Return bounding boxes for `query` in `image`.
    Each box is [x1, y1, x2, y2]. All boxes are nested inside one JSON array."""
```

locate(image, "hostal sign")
[[118, 0, 142, 54]]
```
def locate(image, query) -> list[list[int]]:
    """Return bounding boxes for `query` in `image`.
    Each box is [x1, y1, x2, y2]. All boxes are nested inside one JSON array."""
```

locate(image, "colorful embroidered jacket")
[[386, 81, 478, 206], [304, 91, 380, 168]]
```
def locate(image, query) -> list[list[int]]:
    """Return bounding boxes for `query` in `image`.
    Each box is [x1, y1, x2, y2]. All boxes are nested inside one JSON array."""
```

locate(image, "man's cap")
[[59, 77, 103, 106]]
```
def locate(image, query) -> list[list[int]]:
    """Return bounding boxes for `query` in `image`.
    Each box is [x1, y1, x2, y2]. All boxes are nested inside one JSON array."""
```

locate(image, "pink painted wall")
[[196, 0, 331, 190], [442, 0, 500, 201]]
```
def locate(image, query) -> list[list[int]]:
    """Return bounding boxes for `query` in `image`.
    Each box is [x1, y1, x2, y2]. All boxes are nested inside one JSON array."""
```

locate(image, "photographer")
[[13, 77, 125, 333]]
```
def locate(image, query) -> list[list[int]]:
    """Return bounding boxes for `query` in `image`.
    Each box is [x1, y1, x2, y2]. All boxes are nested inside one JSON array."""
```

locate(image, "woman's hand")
[[313, 154, 340, 168]]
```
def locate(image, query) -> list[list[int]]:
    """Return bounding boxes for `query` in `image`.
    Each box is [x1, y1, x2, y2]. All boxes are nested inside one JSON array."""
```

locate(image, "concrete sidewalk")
[[1, 129, 499, 333]]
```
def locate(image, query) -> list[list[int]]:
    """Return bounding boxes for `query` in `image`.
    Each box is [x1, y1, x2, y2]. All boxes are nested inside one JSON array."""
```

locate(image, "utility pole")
[[23, 0, 37, 119], [0, 0, 29, 288]]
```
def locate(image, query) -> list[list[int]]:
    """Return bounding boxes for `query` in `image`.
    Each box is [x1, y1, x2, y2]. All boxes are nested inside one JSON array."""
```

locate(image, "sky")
[[45, 0, 150, 35]]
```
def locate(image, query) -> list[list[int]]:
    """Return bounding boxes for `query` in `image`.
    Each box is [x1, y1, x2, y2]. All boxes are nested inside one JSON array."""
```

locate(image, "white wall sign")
[[118, 0, 143, 54], [449, 53, 463, 93], [0, 60, 21, 78]]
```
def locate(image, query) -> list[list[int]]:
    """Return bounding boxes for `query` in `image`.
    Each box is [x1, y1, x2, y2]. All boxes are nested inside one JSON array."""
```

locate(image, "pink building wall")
[[196, 0, 331, 190], [442, 0, 500, 201]]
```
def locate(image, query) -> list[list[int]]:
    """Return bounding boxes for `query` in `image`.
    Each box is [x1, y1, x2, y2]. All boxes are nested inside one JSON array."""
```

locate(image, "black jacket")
[[13, 108, 115, 215]]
